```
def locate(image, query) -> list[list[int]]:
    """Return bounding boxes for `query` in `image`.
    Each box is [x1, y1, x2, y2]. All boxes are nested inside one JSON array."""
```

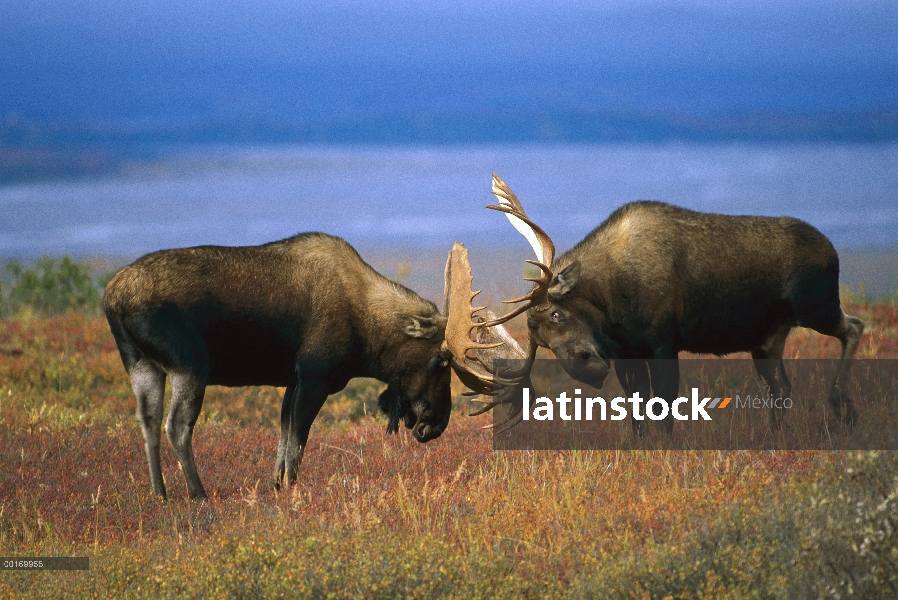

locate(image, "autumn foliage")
[[1, 298, 897, 597]]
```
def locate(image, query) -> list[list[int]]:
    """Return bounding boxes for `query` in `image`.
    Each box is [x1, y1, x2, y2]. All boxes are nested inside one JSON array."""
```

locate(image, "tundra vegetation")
[[1, 257, 897, 598]]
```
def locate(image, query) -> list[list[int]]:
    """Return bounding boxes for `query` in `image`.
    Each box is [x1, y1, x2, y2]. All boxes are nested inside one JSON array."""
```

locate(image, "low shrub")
[[1, 256, 110, 317]]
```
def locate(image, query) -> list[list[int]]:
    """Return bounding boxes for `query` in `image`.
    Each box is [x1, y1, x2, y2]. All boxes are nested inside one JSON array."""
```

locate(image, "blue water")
[[1, 144, 896, 260]]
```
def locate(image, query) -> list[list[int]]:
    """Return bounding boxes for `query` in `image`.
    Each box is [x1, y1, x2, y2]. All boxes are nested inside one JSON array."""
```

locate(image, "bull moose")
[[480, 174, 865, 433], [104, 232, 513, 500]]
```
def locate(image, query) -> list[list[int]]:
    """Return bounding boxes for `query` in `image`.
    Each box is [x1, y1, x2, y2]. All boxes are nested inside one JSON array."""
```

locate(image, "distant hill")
[[3, 109, 897, 184]]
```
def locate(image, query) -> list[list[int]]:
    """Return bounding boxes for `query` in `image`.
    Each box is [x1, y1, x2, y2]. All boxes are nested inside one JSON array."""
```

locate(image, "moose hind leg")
[[166, 372, 209, 500], [751, 324, 792, 430], [131, 359, 168, 499], [821, 311, 865, 426]]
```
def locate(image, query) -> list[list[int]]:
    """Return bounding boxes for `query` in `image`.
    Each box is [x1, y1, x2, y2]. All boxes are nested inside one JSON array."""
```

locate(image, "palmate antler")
[[483, 174, 556, 326], [441, 242, 520, 396]]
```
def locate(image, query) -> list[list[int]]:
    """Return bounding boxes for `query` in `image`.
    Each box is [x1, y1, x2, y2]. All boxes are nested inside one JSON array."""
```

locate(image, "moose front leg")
[[272, 385, 296, 490], [615, 352, 679, 437], [615, 359, 651, 437], [278, 379, 328, 489], [647, 352, 679, 435]]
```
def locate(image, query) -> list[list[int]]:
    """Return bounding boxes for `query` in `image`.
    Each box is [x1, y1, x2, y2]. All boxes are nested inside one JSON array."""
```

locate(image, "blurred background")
[[1, 0, 896, 298]]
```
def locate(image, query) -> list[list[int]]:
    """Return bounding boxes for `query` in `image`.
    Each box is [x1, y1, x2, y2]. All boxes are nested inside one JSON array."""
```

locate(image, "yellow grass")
[[1, 307, 896, 598]]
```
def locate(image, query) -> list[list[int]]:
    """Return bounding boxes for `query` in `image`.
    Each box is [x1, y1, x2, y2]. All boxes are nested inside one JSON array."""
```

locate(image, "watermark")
[[519, 388, 793, 422], [489, 359, 898, 450], [1, 557, 89, 570], [519, 388, 762, 422]]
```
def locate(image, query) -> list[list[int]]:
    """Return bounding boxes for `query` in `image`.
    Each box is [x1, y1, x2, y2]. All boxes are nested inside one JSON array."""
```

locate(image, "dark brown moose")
[[104, 233, 515, 500], [481, 174, 865, 433]]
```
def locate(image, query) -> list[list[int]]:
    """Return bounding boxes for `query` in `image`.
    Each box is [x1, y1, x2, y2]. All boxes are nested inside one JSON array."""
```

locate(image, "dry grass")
[[1, 299, 896, 598]]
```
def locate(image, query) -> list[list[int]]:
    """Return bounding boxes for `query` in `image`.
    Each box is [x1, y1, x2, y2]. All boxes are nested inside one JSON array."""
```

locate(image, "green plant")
[[343, 378, 386, 422], [798, 451, 898, 598], [1, 256, 106, 316]]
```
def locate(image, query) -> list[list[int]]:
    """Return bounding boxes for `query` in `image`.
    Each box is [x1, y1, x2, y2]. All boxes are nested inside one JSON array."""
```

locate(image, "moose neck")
[[354, 273, 441, 382], [550, 249, 610, 315]]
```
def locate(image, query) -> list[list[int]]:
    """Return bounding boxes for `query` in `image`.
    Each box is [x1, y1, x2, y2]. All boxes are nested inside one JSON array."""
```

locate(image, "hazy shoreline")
[[30, 246, 896, 303], [3, 144, 895, 298]]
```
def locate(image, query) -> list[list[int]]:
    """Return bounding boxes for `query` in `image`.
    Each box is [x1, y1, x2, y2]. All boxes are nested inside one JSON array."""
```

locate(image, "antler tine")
[[464, 314, 534, 427], [481, 406, 524, 432], [487, 174, 555, 268], [489, 415, 525, 434], [467, 401, 500, 417], [481, 300, 532, 327], [466, 367, 521, 417], [468, 377, 524, 428]]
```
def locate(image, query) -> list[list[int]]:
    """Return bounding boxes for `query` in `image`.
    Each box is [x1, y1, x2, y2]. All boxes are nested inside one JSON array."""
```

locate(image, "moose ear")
[[400, 315, 446, 339], [548, 260, 580, 301]]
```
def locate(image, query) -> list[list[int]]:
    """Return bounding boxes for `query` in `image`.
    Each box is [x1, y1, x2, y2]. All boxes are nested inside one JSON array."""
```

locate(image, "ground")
[[0, 300, 896, 598]]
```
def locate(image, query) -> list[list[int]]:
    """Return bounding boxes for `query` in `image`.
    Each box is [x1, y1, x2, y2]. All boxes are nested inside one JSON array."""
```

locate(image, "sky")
[[1, 0, 896, 132]]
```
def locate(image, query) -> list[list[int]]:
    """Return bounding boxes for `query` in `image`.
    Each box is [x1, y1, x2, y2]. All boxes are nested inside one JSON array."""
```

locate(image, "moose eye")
[[550, 311, 563, 323], [430, 355, 450, 373]]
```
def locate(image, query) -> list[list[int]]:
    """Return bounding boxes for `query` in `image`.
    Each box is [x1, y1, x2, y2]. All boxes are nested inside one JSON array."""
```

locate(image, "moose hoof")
[[655, 417, 674, 436], [843, 403, 858, 429], [829, 389, 858, 430], [271, 474, 295, 492], [768, 408, 784, 431]]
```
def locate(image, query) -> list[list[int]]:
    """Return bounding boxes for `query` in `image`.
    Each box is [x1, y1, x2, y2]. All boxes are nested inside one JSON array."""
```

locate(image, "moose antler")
[[483, 174, 556, 326], [464, 309, 527, 416], [441, 242, 520, 396], [441, 175, 557, 425]]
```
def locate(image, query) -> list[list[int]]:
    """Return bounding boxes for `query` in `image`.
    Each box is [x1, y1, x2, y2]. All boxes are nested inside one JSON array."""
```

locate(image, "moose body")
[[104, 233, 459, 500], [547, 201, 853, 359], [485, 177, 865, 432]]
